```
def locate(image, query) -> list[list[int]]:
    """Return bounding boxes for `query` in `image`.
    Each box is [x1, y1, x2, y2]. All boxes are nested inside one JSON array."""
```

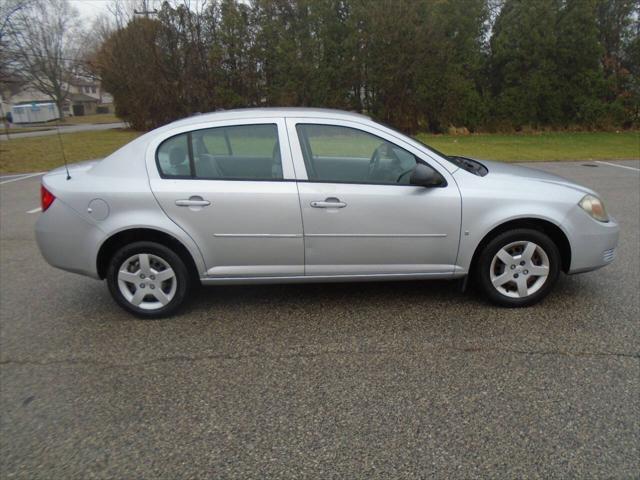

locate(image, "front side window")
[[296, 124, 418, 185], [156, 124, 282, 180]]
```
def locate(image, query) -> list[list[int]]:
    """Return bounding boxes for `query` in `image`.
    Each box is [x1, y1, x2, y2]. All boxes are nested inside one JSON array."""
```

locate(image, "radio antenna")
[[56, 109, 71, 180]]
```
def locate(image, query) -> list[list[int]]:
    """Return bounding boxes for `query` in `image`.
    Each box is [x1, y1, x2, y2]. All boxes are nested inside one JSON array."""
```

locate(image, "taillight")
[[41, 184, 55, 211]]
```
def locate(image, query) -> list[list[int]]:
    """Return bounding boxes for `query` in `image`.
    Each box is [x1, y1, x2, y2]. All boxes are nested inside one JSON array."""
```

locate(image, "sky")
[[69, 0, 114, 21], [69, 0, 217, 23]]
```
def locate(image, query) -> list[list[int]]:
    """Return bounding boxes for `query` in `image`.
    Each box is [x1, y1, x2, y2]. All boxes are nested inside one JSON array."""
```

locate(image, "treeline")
[[96, 0, 640, 132]]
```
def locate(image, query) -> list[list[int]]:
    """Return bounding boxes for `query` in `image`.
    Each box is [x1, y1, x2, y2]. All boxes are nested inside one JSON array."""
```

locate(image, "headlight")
[[579, 194, 609, 222]]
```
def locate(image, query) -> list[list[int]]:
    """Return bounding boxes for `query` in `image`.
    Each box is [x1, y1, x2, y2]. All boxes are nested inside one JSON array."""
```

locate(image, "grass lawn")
[[419, 131, 639, 162], [0, 129, 141, 173], [0, 129, 637, 174], [61, 113, 122, 125]]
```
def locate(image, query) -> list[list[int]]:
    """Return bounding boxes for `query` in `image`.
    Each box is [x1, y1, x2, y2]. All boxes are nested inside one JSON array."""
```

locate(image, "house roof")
[[16, 99, 55, 105], [70, 93, 98, 103], [71, 76, 98, 87]]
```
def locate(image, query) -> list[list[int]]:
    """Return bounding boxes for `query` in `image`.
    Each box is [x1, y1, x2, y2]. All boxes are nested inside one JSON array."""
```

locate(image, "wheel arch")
[[469, 218, 572, 275], [97, 228, 200, 282]]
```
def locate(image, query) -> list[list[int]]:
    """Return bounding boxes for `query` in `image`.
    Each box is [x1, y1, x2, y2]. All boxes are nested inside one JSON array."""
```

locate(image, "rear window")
[[156, 124, 282, 180]]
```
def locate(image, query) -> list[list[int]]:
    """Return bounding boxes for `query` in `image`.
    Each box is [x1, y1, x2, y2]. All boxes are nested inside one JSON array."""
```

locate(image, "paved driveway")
[[1, 160, 638, 478]]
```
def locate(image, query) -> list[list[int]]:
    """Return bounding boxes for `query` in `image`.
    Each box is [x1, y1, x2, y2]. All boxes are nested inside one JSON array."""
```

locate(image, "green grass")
[[418, 131, 640, 162], [1, 129, 637, 174], [0, 129, 142, 173], [62, 113, 121, 125]]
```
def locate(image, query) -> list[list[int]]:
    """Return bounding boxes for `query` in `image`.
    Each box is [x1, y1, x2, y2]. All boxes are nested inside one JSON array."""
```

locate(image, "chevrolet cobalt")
[[35, 109, 619, 317]]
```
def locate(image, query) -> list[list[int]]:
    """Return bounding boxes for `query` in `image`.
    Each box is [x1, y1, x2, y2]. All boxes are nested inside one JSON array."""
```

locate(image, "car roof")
[[93, 107, 458, 176], [167, 107, 371, 128]]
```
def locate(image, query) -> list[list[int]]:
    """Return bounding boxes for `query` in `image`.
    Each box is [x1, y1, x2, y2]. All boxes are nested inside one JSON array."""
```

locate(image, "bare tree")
[[9, 0, 83, 119], [0, 0, 32, 40], [0, 0, 32, 80], [108, 0, 138, 29], [77, 13, 115, 79]]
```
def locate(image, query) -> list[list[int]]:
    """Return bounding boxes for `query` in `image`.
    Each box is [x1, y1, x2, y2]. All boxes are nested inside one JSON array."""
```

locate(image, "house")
[[1, 75, 114, 122], [68, 92, 99, 116], [68, 77, 114, 114]]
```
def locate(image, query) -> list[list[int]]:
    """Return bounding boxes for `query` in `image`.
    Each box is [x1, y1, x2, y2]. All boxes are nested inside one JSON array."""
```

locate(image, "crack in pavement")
[[451, 346, 640, 359], [0, 345, 638, 368]]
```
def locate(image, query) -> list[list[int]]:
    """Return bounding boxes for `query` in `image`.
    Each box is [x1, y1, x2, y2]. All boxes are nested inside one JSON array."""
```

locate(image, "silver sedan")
[[35, 108, 619, 317]]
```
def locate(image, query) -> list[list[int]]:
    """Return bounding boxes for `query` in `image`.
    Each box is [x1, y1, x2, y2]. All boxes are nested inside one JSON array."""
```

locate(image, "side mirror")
[[410, 163, 445, 187]]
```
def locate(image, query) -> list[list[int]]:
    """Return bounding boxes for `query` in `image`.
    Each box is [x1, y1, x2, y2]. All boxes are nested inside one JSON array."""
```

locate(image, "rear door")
[[148, 118, 304, 278], [286, 118, 461, 276]]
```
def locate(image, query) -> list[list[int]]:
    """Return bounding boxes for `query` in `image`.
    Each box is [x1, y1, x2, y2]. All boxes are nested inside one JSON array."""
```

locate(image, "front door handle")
[[175, 196, 211, 207], [310, 197, 347, 209]]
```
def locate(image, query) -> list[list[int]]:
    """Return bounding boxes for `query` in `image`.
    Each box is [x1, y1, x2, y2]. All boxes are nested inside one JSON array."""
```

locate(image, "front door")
[[288, 120, 461, 276], [149, 120, 304, 277]]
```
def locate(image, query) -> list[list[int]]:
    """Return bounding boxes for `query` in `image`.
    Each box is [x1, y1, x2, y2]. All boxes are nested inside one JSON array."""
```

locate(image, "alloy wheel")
[[117, 253, 177, 310], [489, 241, 550, 299]]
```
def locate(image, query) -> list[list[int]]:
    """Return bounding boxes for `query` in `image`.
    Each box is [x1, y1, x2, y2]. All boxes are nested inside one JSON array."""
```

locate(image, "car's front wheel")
[[106, 241, 190, 318], [475, 229, 560, 307]]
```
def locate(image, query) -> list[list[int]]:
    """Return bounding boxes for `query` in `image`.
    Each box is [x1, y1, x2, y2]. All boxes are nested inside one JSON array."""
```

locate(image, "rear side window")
[[156, 133, 191, 178], [156, 124, 282, 180]]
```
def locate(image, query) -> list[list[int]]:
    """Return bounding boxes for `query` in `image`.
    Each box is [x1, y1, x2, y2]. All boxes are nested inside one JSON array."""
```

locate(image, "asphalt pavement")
[[1, 160, 638, 479]]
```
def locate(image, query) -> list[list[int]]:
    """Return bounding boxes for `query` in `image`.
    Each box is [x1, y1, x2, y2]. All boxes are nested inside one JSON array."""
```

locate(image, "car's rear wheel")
[[475, 229, 560, 307], [106, 241, 190, 318]]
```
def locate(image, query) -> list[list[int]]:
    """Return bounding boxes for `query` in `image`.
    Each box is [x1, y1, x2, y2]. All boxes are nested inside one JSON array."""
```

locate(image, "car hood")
[[477, 159, 596, 195]]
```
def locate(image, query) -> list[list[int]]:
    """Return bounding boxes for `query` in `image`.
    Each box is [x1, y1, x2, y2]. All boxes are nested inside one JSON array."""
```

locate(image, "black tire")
[[106, 241, 191, 318], [475, 228, 561, 307]]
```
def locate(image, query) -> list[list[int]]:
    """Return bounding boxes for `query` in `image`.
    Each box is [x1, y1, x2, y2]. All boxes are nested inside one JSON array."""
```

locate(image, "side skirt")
[[199, 271, 466, 286]]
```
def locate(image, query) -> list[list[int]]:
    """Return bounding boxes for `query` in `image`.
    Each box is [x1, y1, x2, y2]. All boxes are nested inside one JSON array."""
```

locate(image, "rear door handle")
[[175, 197, 211, 207], [310, 197, 347, 208]]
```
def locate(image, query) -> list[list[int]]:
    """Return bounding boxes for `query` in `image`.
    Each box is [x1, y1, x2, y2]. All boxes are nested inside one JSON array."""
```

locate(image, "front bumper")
[[564, 207, 620, 274], [35, 199, 104, 279]]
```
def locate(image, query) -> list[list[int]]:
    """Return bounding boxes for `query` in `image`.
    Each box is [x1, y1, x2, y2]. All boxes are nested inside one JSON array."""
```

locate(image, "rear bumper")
[[35, 199, 103, 279], [565, 208, 620, 274]]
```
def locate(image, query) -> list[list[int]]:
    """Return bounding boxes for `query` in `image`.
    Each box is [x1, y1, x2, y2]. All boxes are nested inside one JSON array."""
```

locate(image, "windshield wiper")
[[449, 156, 488, 176]]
